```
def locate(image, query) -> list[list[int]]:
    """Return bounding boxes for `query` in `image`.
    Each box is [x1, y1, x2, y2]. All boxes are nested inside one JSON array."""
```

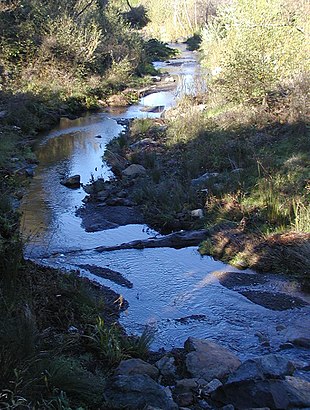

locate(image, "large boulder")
[[184, 338, 241, 382], [227, 354, 295, 384], [104, 374, 178, 410], [212, 376, 310, 409], [115, 358, 159, 380], [61, 175, 80, 188], [122, 164, 146, 178]]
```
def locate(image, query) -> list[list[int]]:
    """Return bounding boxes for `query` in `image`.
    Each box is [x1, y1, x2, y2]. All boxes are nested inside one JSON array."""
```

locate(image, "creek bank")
[[104, 336, 310, 409], [91, 114, 310, 279]]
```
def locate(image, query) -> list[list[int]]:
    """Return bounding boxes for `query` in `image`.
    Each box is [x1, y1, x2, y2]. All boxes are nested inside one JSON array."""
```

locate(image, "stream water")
[[21, 45, 310, 366]]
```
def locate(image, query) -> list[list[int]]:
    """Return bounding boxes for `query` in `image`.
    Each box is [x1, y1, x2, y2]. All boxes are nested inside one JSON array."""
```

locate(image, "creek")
[[21, 44, 310, 366]]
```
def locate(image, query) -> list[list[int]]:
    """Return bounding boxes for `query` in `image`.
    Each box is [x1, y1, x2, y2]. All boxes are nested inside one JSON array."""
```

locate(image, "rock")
[[184, 338, 241, 382], [291, 337, 310, 348], [83, 178, 106, 194], [175, 392, 193, 407], [107, 94, 129, 107], [191, 172, 219, 187], [151, 76, 161, 82], [279, 342, 295, 350], [95, 135, 102, 138], [164, 76, 175, 83], [0, 110, 7, 118], [105, 197, 135, 207], [115, 358, 159, 380], [190, 209, 204, 219], [24, 166, 36, 177], [68, 325, 79, 333], [122, 164, 147, 178], [202, 379, 223, 396], [227, 355, 295, 384], [212, 376, 310, 409], [220, 405, 234, 410], [104, 375, 178, 410], [95, 229, 210, 252], [141, 106, 165, 113], [175, 379, 198, 394], [156, 356, 177, 378], [61, 174, 80, 188]]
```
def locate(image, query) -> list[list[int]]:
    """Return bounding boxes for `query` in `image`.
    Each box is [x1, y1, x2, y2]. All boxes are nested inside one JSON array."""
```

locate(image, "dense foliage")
[[201, 0, 309, 105]]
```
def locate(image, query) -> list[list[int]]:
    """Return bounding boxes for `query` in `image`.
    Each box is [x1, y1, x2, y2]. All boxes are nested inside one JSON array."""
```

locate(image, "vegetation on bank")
[[0, 1, 171, 406], [105, 0, 309, 277]]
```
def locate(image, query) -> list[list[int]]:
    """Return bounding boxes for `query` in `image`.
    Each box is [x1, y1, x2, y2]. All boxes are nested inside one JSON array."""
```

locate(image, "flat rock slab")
[[76, 204, 144, 232], [104, 374, 178, 410], [215, 271, 268, 289], [78, 264, 133, 288], [240, 290, 308, 311], [213, 376, 310, 409], [184, 337, 241, 382], [95, 229, 210, 252]]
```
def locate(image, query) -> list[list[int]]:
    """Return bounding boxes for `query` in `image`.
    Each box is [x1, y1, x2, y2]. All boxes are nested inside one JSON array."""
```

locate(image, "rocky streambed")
[[20, 44, 310, 408]]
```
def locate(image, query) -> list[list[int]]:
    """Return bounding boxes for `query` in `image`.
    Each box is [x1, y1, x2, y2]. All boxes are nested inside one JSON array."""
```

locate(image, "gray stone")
[[104, 374, 178, 410], [184, 338, 241, 382], [156, 356, 177, 378], [227, 354, 295, 384], [190, 209, 204, 218], [61, 174, 80, 188], [122, 164, 146, 178], [202, 379, 223, 395], [83, 178, 106, 194], [212, 376, 310, 409], [175, 392, 193, 407], [175, 378, 198, 394], [191, 172, 219, 187], [291, 337, 310, 348], [115, 358, 159, 380]]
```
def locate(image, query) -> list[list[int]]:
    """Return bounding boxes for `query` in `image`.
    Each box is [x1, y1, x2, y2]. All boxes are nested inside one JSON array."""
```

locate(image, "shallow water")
[[21, 44, 310, 364]]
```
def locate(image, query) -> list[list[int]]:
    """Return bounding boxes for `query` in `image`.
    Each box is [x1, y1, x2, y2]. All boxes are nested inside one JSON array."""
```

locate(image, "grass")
[[104, 91, 309, 276]]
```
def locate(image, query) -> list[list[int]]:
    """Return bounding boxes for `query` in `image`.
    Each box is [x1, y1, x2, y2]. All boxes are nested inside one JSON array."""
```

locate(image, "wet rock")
[[122, 164, 147, 178], [240, 290, 308, 311], [291, 337, 310, 348], [227, 355, 295, 384], [156, 356, 177, 378], [279, 342, 295, 350], [95, 134, 102, 138], [184, 338, 241, 382], [220, 405, 234, 410], [104, 374, 178, 410], [83, 178, 106, 194], [191, 172, 219, 187], [141, 106, 165, 113], [115, 358, 159, 380], [212, 376, 310, 409], [95, 229, 210, 252], [78, 264, 133, 288], [61, 174, 80, 188], [77, 204, 144, 232]]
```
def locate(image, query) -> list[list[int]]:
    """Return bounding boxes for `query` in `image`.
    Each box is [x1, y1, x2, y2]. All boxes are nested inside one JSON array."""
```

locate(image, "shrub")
[[202, 0, 310, 104]]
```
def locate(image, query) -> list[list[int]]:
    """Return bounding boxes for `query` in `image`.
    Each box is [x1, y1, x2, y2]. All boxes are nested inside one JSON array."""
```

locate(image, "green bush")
[[202, 0, 309, 104]]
